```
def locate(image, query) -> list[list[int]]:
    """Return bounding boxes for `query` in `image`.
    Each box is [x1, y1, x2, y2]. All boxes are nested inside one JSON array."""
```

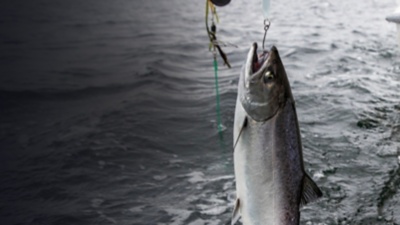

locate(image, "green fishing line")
[[213, 54, 223, 133], [206, 0, 227, 133]]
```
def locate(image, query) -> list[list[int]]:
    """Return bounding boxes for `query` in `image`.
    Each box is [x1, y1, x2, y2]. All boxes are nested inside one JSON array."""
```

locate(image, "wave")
[[0, 82, 148, 101]]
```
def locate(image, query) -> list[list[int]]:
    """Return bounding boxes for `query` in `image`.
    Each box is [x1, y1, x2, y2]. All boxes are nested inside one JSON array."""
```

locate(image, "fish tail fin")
[[300, 173, 323, 207]]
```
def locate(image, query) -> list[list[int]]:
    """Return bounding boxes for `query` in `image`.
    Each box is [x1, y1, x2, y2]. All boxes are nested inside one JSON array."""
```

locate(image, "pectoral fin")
[[300, 174, 323, 207], [231, 198, 240, 225], [233, 96, 247, 150], [233, 117, 247, 150]]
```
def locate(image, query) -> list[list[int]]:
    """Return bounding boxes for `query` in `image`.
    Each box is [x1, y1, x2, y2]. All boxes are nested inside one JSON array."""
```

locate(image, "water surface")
[[1, 0, 400, 224]]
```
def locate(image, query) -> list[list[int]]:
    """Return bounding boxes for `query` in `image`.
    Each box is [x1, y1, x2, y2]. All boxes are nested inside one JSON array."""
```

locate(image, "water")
[[1, 0, 400, 224]]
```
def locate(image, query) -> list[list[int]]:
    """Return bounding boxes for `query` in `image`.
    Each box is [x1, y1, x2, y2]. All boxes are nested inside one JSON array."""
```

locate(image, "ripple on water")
[[2, 0, 400, 224]]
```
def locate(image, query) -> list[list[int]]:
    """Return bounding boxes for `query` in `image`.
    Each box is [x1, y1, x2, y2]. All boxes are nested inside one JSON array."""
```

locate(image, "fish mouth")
[[245, 43, 270, 83], [250, 42, 269, 74]]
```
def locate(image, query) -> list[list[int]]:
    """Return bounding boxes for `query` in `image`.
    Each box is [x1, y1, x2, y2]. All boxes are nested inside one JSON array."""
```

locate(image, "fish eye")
[[263, 71, 274, 83]]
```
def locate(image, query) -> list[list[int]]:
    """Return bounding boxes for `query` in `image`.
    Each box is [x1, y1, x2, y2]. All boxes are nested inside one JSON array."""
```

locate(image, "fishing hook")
[[262, 19, 271, 50]]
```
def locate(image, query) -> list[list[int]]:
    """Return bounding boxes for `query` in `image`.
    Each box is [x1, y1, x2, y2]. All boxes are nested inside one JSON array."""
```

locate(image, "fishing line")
[[206, 0, 234, 172], [205, 0, 232, 134], [213, 51, 223, 132], [262, 0, 270, 19]]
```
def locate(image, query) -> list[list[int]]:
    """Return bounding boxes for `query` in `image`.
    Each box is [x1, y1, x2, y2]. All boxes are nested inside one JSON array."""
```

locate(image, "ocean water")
[[1, 0, 400, 224]]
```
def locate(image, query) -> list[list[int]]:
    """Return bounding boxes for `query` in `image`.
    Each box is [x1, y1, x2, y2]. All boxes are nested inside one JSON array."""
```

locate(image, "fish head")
[[240, 43, 292, 122]]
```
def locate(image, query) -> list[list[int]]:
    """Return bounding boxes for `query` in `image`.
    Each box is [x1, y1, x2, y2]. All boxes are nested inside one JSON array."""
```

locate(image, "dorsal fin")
[[300, 174, 323, 207]]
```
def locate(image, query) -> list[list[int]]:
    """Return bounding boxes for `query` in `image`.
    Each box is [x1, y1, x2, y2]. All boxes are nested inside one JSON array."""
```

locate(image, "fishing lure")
[[205, 0, 231, 68]]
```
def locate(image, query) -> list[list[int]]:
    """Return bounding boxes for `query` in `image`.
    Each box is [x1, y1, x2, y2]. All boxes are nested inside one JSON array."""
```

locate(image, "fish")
[[232, 43, 322, 225]]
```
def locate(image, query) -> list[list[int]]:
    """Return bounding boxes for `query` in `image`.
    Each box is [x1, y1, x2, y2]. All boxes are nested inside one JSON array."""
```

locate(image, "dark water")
[[1, 0, 400, 224]]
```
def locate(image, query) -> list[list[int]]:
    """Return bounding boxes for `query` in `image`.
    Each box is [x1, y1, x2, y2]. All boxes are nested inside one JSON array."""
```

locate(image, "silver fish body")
[[232, 44, 322, 225]]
